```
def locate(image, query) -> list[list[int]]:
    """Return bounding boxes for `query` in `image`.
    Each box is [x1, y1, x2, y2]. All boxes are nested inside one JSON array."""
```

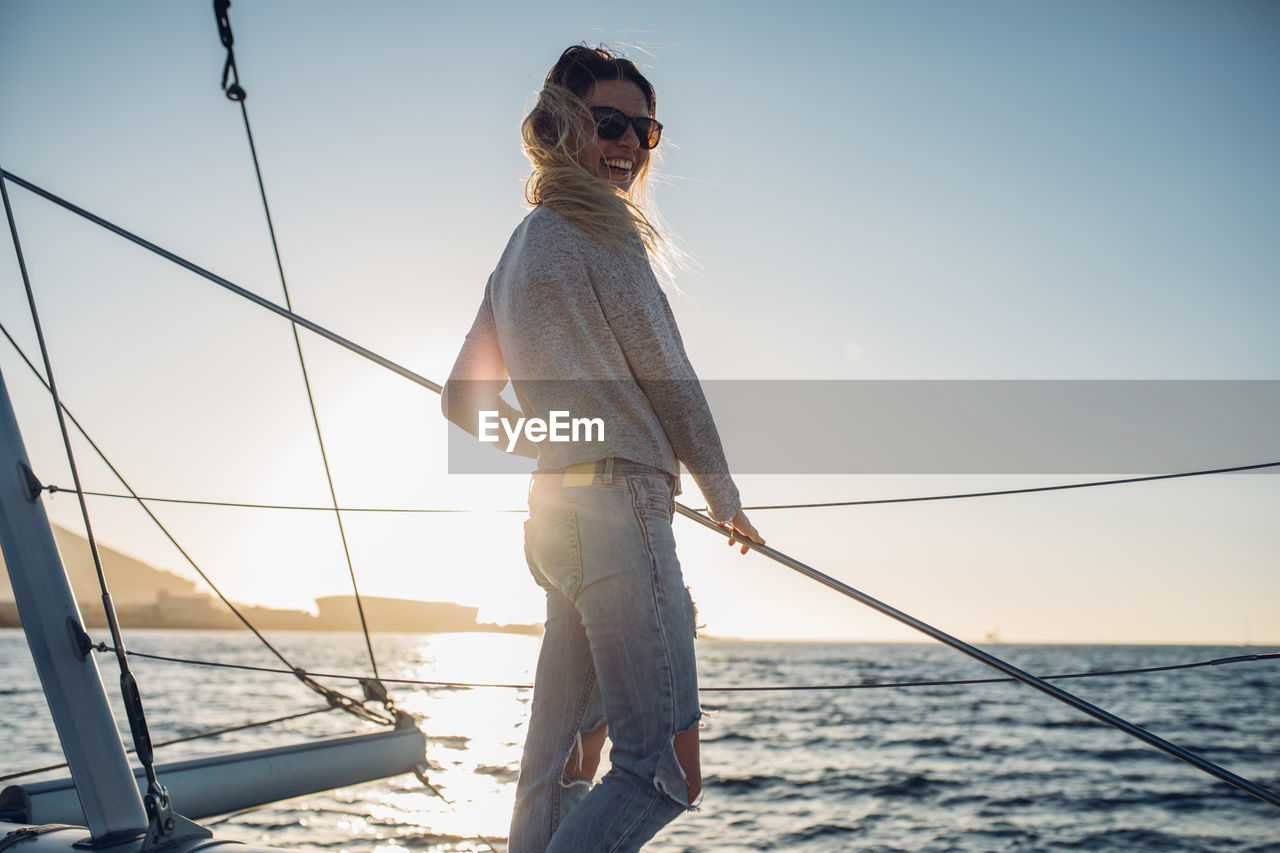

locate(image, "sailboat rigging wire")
[[674, 503, 1280, 808], [2, 170, 1275, 806], [0, 319, 393, 727], [213, 1, 381, 684], [7, 645, 1276, 786], [0, 170, 442, 393], [1, 166, 168, 803], [35, 459, 1280, 514], [91, 645, 1279, 692], [45, 485, 512, 511], [0, 706, 337, 784], [734, 462, 1280, 509]]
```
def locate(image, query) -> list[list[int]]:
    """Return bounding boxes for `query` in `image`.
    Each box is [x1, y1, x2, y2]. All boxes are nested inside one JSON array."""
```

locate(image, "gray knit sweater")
[[445, 205, 742, 522]]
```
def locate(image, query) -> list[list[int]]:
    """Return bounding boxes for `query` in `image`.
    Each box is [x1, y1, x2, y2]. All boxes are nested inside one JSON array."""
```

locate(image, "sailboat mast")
[[0, 365, 148, 842]]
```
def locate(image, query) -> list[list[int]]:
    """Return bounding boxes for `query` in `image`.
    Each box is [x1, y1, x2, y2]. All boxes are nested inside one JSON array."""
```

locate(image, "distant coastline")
[[0, 524, 540, 636], [0, 595, 541, 635]]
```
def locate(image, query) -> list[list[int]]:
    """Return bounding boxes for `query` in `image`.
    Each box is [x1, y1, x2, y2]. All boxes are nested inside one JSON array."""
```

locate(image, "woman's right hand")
[[723, 510, 764, 556]]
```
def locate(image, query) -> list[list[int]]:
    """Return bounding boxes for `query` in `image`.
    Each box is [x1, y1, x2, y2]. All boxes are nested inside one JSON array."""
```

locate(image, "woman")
[[443, 45, 763, 852]]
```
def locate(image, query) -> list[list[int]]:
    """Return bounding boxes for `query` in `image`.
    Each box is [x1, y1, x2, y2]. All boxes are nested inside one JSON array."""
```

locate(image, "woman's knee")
[[673, 722, 701, 803], [564, 720, 608, 781]]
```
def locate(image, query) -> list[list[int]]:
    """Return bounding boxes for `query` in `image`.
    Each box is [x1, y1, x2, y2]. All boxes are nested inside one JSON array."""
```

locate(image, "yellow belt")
[[563, 458, 613, 487]]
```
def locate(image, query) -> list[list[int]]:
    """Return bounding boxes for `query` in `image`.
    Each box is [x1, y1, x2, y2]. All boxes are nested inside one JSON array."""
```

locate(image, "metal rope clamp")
[[214, 0, 247, 102], [140, 784, 211, 851]]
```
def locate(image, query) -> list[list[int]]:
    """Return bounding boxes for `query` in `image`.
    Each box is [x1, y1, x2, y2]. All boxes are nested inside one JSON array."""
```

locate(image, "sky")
[[0, 0, 1276, 644]]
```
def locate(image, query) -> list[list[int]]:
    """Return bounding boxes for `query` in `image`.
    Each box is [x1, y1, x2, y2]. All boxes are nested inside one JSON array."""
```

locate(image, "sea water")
[[3, 630, 1277, 851]]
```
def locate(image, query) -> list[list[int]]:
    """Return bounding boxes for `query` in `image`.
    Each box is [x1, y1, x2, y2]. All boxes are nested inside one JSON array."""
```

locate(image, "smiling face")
[[581, 78, 652, 194]]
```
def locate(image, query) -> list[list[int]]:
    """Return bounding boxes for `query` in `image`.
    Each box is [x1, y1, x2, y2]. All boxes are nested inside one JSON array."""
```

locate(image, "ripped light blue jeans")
[[509, 458, 700, 853]]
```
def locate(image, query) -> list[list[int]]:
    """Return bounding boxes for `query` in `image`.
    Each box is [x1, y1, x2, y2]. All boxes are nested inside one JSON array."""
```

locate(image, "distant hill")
[[0, 524, 538, 634], [0, 524, 201, 607]]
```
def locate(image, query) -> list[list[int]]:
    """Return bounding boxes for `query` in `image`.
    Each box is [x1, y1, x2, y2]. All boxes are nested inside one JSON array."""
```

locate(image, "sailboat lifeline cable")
[[37, 459, 1280, 513], [0, 706, 336, 785], [90, 645, 1280, 692]]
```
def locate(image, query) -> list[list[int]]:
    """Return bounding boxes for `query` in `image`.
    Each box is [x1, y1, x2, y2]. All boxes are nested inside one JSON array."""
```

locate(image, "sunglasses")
[[590, 106, 663, 150]]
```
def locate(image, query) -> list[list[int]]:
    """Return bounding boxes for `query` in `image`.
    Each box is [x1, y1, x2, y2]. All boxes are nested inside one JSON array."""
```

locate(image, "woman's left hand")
[[722, 510, 765, 556]]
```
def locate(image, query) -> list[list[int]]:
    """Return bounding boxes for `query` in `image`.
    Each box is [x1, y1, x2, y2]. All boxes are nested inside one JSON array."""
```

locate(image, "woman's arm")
[[581, 242, 751, 530], [442, 289, 539, 459], [610, 295, 764, 548]]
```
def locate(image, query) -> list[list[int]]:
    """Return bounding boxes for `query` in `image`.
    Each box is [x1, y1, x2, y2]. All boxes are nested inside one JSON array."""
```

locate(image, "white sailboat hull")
[[2, 726, 427, 827], [0, 821, 289, 852]]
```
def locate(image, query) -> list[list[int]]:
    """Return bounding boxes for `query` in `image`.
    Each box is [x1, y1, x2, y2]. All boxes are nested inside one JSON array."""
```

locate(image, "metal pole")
[[675, 503, 1280, 809], [0, 365, 149, 840]]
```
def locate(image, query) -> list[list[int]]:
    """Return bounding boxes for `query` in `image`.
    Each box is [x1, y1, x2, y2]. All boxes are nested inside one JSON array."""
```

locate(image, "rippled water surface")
[[3, 630, 1277, 851]]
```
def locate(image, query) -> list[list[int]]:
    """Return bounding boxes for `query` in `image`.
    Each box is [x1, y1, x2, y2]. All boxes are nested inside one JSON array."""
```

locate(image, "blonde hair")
[[522, 46, 668, 264]]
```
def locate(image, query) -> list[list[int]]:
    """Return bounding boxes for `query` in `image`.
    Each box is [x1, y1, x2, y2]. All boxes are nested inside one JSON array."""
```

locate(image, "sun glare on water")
[[381, 633, 541, 839]]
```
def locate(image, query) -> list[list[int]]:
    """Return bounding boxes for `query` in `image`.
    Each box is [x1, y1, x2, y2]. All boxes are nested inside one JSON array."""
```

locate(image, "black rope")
[[736, 462, 1280, 510], [44, 485, 518, 512], [0, 170, 441, 393], [0, 319, 392, 727], [141, 706, 337, 749], [699, 652, 1280, 691], [93, 645, 1279, 693], [40, 458, 1280, 516], [0, 706, 336, 784], [214, 1, 381, 683]]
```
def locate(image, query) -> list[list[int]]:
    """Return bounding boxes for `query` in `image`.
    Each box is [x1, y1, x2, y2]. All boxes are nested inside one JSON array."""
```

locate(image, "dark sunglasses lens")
[[594, 109, 628, 140], [591, 107, 662, 149], [636, 119, 661, 150]]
